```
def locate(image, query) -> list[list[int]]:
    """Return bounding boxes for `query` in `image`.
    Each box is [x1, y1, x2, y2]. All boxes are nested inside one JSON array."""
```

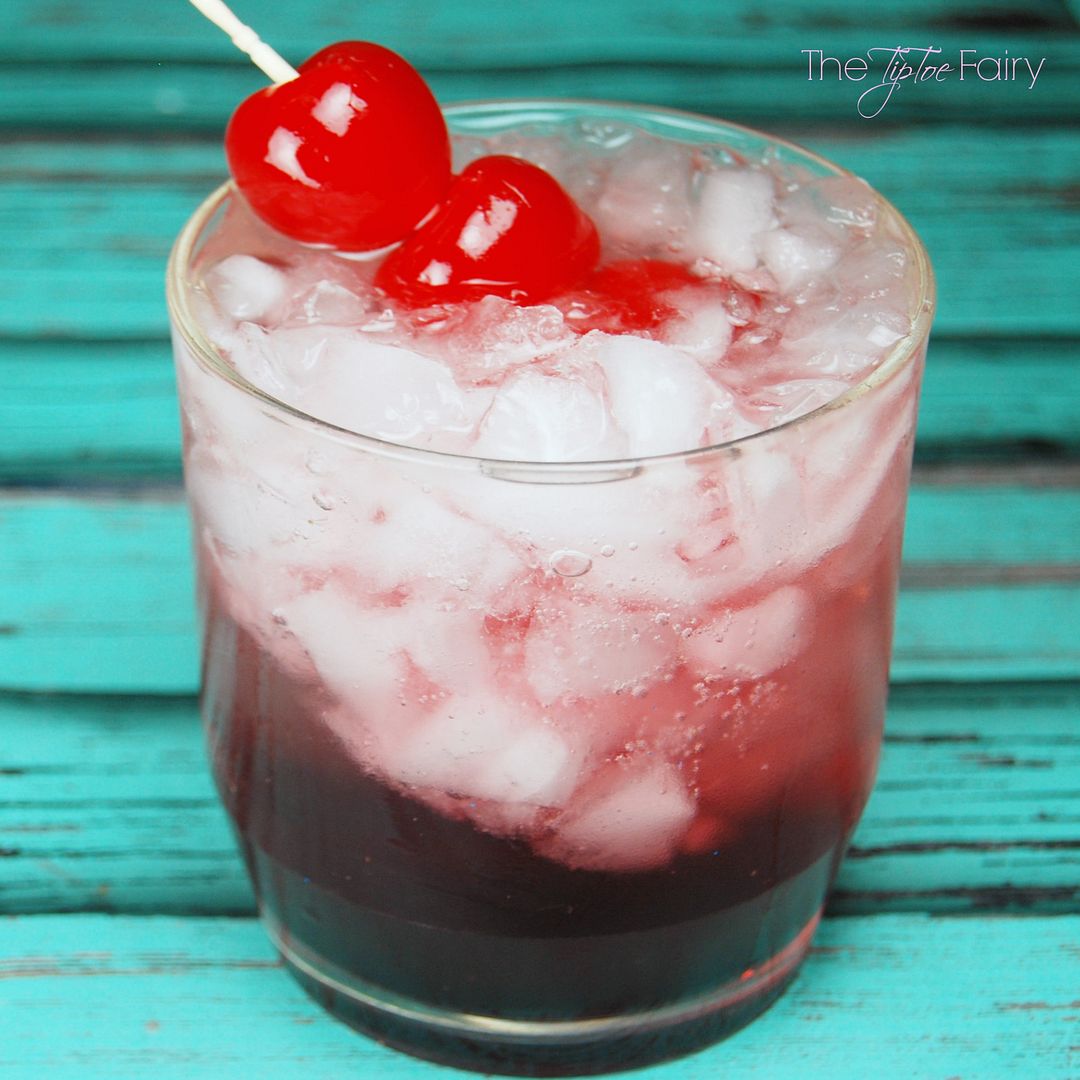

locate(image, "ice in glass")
[[168, 97, 933, 1075]]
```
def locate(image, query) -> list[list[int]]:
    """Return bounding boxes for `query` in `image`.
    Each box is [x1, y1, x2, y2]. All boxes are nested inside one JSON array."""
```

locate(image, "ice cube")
[[543, 761, 696, 871], [437, 456, 721, 608], [178, 353, 325, 557], [473, 366, 627, 462], [799, 359, 919, 558], [760, 226, 840, 291], [402, 599, 495, 695], [435, 296, 577, 384], [277, 586, 410, 720], [204, 254, 287, 323], [486, 724, 579, 806], [318, 340, 472, 443], [348, 478, 523, 605], [289, 280, 372, 325], [739, 376, 851, 430], [818, 175, 881, 231], [691, 169, 777, 273], [706, 390, 760, 447], [593, 143, 693, 251], [663, 300, 733, 362], [225, 322, 299, 396], [185, 450, 302, 556], [676, 438, 812, 598], [586, 333, 717, 456], [524, 599, 678, 705], [238, 326, 473, 445], [780, 300, 911, 380], [386, 690, 581, 807], [684, 585, 809, 679], [188, 293, 244, 356], [779, 175, 880, 246]]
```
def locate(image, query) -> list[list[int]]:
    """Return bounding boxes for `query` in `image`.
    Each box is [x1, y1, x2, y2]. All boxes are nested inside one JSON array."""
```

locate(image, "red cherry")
[[225, 41, 451, 250], [375, 155, 600, 306]]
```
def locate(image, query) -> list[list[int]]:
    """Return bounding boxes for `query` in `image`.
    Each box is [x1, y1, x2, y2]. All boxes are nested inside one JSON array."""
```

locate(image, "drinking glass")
[[167, 101, 934, 1075]]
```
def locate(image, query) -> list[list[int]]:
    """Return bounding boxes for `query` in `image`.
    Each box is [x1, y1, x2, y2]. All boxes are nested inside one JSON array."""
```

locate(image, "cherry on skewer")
[[191, 1, 601, 300], [190, 2, 451, 250]]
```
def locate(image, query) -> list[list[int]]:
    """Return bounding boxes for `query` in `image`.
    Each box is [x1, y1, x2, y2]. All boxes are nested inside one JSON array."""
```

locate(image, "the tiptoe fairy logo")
[[801, 46, 1047, 118]]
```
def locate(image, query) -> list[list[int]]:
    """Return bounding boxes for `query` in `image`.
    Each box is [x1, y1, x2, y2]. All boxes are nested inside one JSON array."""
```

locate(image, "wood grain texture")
[[2, 55, 1077, 131], [0, 912, 1076, 1078], [1, 682, 1076, 917], [4, 338, 1080, 484], [0, 0, 1076, 127], [2, 128, 1078, 341], [0, 495, 197, 693], [2, 0, 1077, 1070], [3, 0, 1075, 62], [1, 488, 1078, 693], [0, 693, 250, 915]]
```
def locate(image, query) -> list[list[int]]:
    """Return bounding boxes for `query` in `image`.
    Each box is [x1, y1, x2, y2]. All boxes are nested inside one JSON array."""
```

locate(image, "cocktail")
[[167, 24, 933, 1077]]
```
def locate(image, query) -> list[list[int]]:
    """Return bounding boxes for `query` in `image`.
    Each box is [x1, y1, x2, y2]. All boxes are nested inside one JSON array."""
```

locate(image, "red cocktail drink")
[[169, 101, 932, 1074]]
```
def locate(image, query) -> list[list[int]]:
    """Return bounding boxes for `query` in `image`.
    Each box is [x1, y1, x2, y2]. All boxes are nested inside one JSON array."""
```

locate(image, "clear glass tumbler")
[[167, 102, 934, 1075]]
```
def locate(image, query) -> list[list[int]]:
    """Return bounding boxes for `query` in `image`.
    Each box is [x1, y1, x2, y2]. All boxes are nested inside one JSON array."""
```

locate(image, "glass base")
[[266, 908, 820, 1076]]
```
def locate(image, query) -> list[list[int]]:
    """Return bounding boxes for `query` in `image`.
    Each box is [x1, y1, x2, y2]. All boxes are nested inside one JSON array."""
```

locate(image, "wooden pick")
[[187, 0, 299, 84]]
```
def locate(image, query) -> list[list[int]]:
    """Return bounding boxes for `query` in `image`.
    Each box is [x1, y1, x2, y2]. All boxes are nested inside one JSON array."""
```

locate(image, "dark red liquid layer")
[[203, 607, 874, 1025]]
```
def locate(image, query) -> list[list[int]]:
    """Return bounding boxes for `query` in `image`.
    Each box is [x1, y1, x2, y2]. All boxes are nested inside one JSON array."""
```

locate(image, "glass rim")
[[166, 98, 935, 476]]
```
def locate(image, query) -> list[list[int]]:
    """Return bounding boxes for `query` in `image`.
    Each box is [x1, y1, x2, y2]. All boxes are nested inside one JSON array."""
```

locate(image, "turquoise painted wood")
[[1, 1, 1077, 126], [3, 0, 1078, 1073], [5, 339, 1080, 484], [3, 0, 1075, 62], [2, 684, 1077, 916], [0, 913, 1076, 1078], [1, 490, 1079, 693], [1, 51, 1077, 129], [3, 127, 1079, 340]]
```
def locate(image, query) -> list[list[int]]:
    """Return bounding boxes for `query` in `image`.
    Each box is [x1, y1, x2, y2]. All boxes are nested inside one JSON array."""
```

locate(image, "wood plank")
[[0, 0, 1076, 130], [1, 126, 1079, 339], [1, 683, 1076, 916], [0, 693, 251, 915], [3, 0, 1075, 64], [900, 484, 1080, 564], [838, 682, 1080, 913], [4, 337, 1080, 484], [0, 912, 1076, 1078], [0, 342, 183, 484], [893, 585, 1080, 681], [0, 495, 197, 693], [1, 59, 1077, 132], [1, 490, 1078, 693]]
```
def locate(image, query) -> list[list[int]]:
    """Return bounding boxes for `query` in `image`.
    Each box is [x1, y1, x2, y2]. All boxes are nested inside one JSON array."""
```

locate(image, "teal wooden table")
[[2, 1, 1078, 1076]]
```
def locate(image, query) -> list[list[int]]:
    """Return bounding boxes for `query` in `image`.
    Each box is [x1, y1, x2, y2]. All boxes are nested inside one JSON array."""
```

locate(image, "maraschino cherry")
[[195, 3, 600, 298], [375, 155, 600, 306], [225, 41, 452, 250]]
